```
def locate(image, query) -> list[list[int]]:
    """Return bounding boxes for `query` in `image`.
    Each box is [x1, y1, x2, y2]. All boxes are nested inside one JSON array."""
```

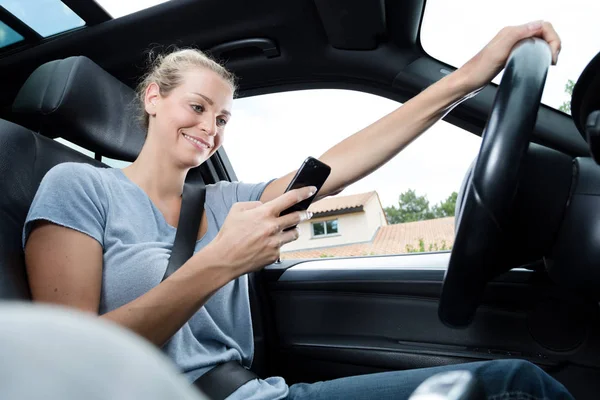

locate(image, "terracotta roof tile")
[[308, 191, 376, 214], [281, 217, 455, 259]]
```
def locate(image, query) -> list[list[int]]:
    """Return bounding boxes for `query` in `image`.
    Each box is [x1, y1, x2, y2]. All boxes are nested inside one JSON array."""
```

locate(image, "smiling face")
[[144, 67, 234, 168]]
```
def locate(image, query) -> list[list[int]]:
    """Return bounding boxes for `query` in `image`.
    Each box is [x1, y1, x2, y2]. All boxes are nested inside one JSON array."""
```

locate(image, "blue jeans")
[[287, 359, 574, 400]]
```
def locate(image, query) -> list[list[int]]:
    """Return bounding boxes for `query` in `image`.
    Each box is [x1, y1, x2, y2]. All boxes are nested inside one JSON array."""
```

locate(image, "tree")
[[384, 189, 434, 224], [431, 192, 458, 218], [558, 79, 575, 115], [384, 189, 458, 224]]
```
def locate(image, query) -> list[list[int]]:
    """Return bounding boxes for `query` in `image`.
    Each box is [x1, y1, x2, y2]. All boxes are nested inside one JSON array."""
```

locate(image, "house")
[[281, 191, 388, 252], [280, 191, 455, 259]]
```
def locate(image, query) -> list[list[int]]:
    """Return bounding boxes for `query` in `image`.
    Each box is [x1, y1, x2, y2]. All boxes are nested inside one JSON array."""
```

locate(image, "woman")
[[23, 20, 571, 399]]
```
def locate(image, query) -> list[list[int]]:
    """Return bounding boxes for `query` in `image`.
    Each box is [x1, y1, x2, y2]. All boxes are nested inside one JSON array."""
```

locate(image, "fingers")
[[513, 20, 561, 65], [540, 21, 561, 65], [278, 227, 300, 247], [277, 210, 313, 230], [234, 201, 263, 212], [264, 186, 317, 216]]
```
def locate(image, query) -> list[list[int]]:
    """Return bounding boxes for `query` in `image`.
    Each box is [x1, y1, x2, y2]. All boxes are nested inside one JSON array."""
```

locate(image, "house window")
[[312, 219, 339, 237]]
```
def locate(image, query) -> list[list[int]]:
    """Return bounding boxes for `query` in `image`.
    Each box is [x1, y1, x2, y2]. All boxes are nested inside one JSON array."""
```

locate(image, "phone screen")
[[280, 157, 331, 220]]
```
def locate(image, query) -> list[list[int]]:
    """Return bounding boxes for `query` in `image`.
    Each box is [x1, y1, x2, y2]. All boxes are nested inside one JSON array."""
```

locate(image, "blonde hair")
[[136, 47, 236, 129]]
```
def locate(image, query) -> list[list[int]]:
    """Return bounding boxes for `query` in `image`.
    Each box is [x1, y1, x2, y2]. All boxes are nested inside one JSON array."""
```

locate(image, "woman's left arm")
[[261, 21, 561, 203]]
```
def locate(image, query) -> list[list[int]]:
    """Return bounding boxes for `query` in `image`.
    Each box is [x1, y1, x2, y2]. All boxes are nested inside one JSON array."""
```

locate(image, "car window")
[[94, 0, 171, 19], [224, 89, 482, 260], [101, 156, 131, 168], [0, 20, 23, 48], [421, 0, 600, 115], [54, 138, 131, 168], [54, 138, 95, 158], [0, 0, 85, 37]]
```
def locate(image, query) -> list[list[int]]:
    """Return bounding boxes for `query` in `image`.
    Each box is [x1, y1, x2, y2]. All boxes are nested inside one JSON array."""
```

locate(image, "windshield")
[[420, 0, 600, 114]]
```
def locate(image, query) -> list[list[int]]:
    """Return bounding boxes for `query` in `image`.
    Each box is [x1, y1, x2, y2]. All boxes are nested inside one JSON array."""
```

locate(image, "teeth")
[[183, 133, 210, 149]]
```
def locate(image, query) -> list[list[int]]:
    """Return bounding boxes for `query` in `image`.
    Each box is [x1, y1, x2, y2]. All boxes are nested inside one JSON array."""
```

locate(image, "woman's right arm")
[[24, 186, 315, 347]]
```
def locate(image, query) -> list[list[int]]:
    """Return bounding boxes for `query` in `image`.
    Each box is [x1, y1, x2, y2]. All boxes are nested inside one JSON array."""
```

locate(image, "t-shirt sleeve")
[[234, 180, 274, 203], [214, 179, 274, 211], [23, 163, 108, 249]]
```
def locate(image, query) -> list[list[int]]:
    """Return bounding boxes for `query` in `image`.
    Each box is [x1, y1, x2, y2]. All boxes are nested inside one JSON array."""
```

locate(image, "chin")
[[184, 151, 213, 169], [184, 156, 208, 169], [175, 145, 215, 169]]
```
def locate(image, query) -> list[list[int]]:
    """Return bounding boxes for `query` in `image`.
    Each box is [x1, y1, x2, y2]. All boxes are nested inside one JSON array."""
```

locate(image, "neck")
[[123, 139, 188, 201]]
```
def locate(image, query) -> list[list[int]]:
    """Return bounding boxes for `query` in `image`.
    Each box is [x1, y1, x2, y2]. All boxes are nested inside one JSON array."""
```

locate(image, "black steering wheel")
[[438, 38, 552, 328]]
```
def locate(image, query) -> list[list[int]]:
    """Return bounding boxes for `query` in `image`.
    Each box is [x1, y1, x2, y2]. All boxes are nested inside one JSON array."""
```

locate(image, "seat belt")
[[160, 168, 259, 400], [194, 360, 259, 400], [162, 170, 206, 281]]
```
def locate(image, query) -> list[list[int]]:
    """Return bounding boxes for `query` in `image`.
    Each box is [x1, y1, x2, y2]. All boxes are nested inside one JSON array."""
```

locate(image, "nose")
[[198, 114, 217, 137]]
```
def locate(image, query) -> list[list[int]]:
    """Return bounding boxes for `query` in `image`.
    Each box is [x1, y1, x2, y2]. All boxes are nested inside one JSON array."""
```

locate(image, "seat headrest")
[[571, 51, 600, 141], [12, 56, 146, 162]]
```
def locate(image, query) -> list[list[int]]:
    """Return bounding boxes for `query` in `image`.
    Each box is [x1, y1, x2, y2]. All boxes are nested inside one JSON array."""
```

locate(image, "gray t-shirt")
[[23, 162, 289, 400]]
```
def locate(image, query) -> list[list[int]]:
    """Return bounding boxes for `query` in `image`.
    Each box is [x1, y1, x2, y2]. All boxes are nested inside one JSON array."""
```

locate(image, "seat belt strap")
[[194, 360, 259, 400], [162, 171, 206, 281], [160, 169, 260, 400]]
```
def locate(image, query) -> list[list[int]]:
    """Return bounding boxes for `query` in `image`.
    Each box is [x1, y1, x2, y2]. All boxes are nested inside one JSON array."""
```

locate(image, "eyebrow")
[[191, 92, 231, 117]]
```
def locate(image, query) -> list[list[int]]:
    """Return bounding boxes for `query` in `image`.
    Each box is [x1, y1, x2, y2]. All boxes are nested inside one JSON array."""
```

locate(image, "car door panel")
[[262, 253, 600, 398]]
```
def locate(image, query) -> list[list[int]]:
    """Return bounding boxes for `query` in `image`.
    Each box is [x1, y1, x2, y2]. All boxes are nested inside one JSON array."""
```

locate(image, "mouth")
[[181, 132, 212, 151]]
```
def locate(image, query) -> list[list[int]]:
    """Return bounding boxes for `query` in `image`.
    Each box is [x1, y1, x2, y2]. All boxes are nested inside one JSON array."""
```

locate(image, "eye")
[[217, 117, 228, 127], [191, 104, 204, 113]]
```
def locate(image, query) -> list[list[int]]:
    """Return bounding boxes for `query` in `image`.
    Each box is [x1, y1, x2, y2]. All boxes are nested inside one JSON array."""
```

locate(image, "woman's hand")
[[207, 186, 317, 276], [459, 20, 562, 92]]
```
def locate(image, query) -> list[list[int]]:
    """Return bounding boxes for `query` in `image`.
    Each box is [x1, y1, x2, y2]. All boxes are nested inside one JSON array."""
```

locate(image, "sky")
[[84, 0, 600, 207]]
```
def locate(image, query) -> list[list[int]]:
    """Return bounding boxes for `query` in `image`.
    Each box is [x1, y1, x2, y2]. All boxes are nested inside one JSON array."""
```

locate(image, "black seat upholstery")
[[13, 56, 145, 160], [0, 56, 146, 300], [0, 122, 105, 300]]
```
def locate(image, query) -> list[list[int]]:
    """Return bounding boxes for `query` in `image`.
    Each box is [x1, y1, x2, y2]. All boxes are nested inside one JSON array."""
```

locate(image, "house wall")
[[281, 195, 385, 251], [364, 194, 388, 233]]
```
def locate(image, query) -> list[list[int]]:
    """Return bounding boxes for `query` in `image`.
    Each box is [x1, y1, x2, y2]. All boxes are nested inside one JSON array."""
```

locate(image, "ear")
[[144, 82, 161, 116]]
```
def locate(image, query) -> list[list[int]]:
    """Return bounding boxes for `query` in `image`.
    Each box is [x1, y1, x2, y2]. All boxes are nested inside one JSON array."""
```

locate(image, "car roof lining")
[[0, 0, 588, 157]]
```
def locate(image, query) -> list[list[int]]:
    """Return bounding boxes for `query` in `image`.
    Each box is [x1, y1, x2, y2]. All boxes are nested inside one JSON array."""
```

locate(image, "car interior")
[[2, 0, 600, 399]]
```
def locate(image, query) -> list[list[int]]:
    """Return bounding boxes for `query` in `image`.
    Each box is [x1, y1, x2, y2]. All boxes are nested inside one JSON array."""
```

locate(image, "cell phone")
[[280, 156, 331, 228]]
